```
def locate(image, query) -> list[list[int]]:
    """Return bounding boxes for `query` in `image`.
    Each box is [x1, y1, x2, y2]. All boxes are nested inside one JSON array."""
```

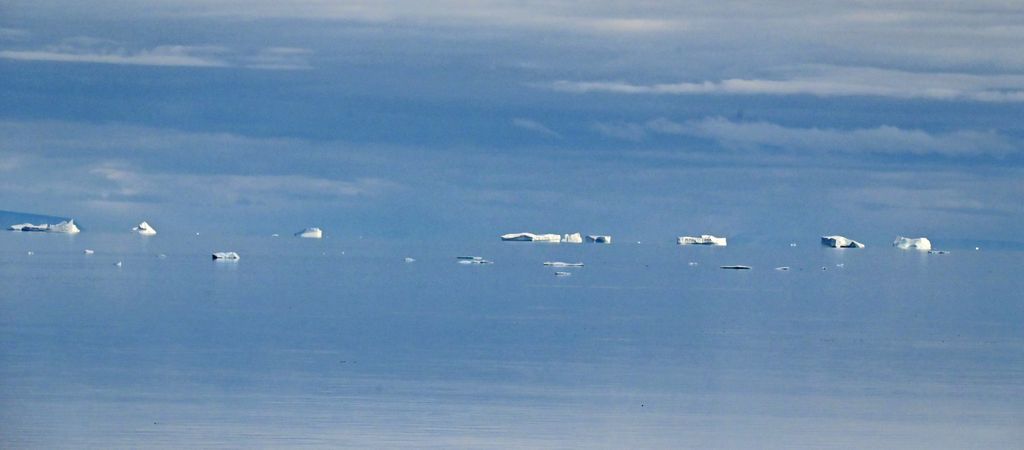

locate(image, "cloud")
[[544, 66, 1024, 103], [594, 117, 1019, 158], [512, 118, 561, 138], [0, 37, 313, 70]]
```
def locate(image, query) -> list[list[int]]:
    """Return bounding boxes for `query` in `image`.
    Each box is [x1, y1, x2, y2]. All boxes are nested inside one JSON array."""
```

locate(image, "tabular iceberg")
[[295, 227, 323, 238], [821, 236, 865, 248], [133, 221, 157, 236], [562, 233, 583, 243], [212, 252, 240, 260], [677, 235, 727, 246], [893, 236, 932, 250], [586, 235, 612, 243], [501, 232, 561, 242], [544, 261, 584, 267], [8, 219, 81, 234]]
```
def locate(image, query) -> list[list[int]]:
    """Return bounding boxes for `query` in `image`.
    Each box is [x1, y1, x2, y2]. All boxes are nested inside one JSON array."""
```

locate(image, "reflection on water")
[[1, 233, 1022, 448]]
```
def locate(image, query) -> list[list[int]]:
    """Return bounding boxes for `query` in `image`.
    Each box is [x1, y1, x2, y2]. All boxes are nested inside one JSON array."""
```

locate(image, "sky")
[[1, 1, 1022, 244]]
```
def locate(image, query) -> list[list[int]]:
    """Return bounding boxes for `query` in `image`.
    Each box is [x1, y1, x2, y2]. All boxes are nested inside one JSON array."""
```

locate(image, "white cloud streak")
[[595, 117, 1018, 158], [546, 66, 1024, 103], [512, 118, 561, 138]]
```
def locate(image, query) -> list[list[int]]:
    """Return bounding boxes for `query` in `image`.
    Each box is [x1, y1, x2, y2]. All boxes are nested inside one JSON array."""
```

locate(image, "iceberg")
[[544, 261, 584, 267], [212, 252, 240, 260], [928, 250, 950, 255], [458, 258, 493, 265], [404, 257, 416, 263], [83, 249, 95, 255], [893, 236, 932, 251], [8, 219, 81, 234], [586, 235, 612, 243], [720, 265, 751, 270], [562, 232, 583, 243], [295, 227, 323, 239], [132, 221, 157, 236], [821, 235, 865, 248], [554, 271, 572, 277], [501, 232, 561, 242], [677, 235, 727, 246]]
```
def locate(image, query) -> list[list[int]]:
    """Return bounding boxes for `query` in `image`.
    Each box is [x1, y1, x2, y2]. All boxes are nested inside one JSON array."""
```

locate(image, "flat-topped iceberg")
[[562, 232, 583, 243], [295, 227, 323, 238], [8, 219, 80, 234], [677, 235, 727, 246], [501, 232, 561, 242], [133, 221, 157, 236], [212, 252, 240, 260], [893, 236, 932, 250], [821, 235, 864, 248], [586, 235, 612, 243], [544, 261, 584, 267]]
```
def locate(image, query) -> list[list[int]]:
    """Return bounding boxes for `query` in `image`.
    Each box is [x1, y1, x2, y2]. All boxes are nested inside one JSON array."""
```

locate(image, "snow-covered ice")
[[562, 233, 583, 243], [212, 252, 240, 260], [543, 261, 584, 267], [501, 232, 561, 242], [133, 221, 157, 236], [8, 219, 81, 234], [295, 227, 323, 239]]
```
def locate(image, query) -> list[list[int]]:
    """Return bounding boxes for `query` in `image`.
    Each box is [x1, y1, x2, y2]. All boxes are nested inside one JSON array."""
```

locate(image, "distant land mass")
[[0, 210, 74, 229]]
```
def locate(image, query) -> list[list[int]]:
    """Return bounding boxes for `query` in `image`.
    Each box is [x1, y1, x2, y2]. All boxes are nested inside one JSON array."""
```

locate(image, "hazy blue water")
[[1, 232, 1022, 449]]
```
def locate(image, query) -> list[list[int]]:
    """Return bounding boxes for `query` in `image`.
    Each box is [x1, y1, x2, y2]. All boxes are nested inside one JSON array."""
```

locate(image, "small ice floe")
[[975, 247, 980, 251], [562, 233, 583, 243], [9, 219, 81, 234], [458, 258, 493, 265], [928, 250, 950, 255], [114, 261, 122, 267], [835, 263, 845, 268], [501, 232, 561, 242], [544, 261, 584, 267], [212, 252, 240, 260], [26, 251, 34, 255], [295, 227, 323, 238], [893, 236, 931, 250], [586, 235, 612, 243], [775, 266, 790, 271], [720, 265, 751, 270], [83, 249, 95, 255], [821, 235, 864, 248], [789, 243, 797, 247], [404, 257, 416, 263], [821, 266, 828, 270], [688, 261, 699, 266], [554, 271, 572, 277], [271, 233, 280, 237], [678, 235, 727, 246], [157, 253, 167, 259], [132, 221, 157, 236]]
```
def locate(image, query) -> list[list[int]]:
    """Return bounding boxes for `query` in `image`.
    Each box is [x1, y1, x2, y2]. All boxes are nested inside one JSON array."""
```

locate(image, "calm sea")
[[1, 232, 1021, 448]]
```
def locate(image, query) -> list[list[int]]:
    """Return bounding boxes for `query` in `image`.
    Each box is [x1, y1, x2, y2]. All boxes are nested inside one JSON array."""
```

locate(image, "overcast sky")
[[1, 1, 1022, 243]]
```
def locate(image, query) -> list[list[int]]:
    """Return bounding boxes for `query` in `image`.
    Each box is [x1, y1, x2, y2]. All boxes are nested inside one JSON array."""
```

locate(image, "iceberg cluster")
[[821, 236, 865, 248], [677, 235, 727, 246], [295, 227, 323, 239], [893, 236, 932, 250], [133, 221, 157, 236], [586, 235, 612, 243], [8, 219, 81, 234]]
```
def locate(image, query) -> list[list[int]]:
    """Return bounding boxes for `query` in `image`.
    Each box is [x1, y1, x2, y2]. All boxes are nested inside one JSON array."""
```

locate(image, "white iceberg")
[[554, 271, 572, 277], [132, 221, 157, 236], [821, 235, 865, 248], [893, 236, 932, 251], [458, 258, 493, 265], [562, 232, 583, 243], [501, 232, 561, 242], [295, 227, 323, 239], [83, 249, 95, 255], [586, 235, 612, 243], [404, 257, 416, 263], [212, 252, 240, 260], [8, 219, 81, 234], [543, 261, 584, 267], [677, 235, 727, 246]]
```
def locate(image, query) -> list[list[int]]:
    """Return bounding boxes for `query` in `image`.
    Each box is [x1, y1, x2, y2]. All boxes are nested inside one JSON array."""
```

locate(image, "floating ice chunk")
[[775, 266, 790, 271], [457, 256, 485, 260], [544, 261, 584, 267], [157, 254, 167, 259], [114, 261, 122, 267], [562, 233, 583, 243], [893, 236, 931, 250], [720, 265, 751, 270], [586, 235, 612, 243], [212, 252, 240, 260], [404, 257, 416, 263], [271, 233, 280, 237], [678, 235, 727, 246], [132, 221, 157, 236], [821, 235, 864, 248], [789, 243, 797, 247], [295, 227, 323, 239], [9, 219, 81, 234], [688, 261, 699, 266], [458, 258, 493, 265], [83, 249, 95, 255], [554, 271, 572, 277], [928, 250, 950, 255], [501, 232, 561, 242], [26, 251, 33, 255]]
